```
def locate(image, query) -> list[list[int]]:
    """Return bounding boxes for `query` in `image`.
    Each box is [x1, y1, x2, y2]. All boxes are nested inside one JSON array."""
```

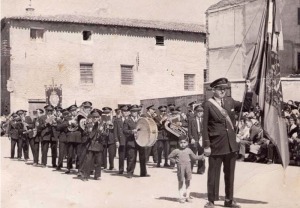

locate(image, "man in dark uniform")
[[203, 78, 252, 208], [16, 110, 30, 162], [7, 113, 23, 159], [37, 105, 58, 168], [22, 110, 36, 163], [102, 107, 117, 170], [142, 105, 158, 163], [168, 107, 180, 167], [32, 108, 44, 166], [187, 101, 197, 121], [114, 105, 129, 174], [188, 105, 205, 174], [65, 104, 82, 174], [81, 109, 104, 181], [56, 109, 70, 170], [154, 105, 170, 167], [123, 105, 149, 178]]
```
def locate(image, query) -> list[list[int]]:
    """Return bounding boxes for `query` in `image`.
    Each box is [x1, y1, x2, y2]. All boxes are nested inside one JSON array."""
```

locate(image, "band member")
[[203, 78, 252, 208], [16, 110, 29, 162], [7, 113, 23, 159], [81, 109, 104, 181], [56, 109, 71, 170], [175, 106, 188, 131], [154, 105, 170, 167], [188, 105, 205, 174], [102, 107, 116, 170], [22, 110, 35, 163], [168, 108, 180, 167], [167, 104, 176, 115], [38, 105, 58, 168], [77, 101, 93, 175], [187, 101, 197, 121], [65, 104, 82, 174], [32, 108, 44, 165], [142, 105, 158, 163], [114, 105, 130, 174], [123, 105, 149, 178]]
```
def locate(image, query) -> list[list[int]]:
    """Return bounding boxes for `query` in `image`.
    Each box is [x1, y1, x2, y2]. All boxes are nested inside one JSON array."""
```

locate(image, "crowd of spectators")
[[236, 100, 300, 166]]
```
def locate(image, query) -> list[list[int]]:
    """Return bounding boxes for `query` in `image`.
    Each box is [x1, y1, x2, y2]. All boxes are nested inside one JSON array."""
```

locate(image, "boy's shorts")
[[177, 163, 192, 181]]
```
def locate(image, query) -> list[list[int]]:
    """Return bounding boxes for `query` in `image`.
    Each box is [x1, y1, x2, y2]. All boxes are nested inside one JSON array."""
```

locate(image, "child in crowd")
[[168, 135, 205, 203]]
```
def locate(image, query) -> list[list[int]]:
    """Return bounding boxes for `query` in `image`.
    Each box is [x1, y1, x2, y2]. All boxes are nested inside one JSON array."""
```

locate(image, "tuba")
[[67, 110, 88, 132], [164, 114, 187, 137]]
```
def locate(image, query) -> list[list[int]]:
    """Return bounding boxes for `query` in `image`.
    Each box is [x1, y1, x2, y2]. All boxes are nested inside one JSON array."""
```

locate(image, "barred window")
[[156, 36, 164, 45], [30, 28, 44, 41], [80, 63, 93, 84], [121, 65, 134, 85], [184, 74, 195, 91]]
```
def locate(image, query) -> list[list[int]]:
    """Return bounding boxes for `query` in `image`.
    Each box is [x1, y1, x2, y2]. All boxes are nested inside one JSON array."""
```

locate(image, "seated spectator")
[[288, 115, 300, 165], [238, 117, 263, 161]]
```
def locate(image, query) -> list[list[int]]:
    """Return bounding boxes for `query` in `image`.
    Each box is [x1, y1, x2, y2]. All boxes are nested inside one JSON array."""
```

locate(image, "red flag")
[[247, 0, 289, 168]]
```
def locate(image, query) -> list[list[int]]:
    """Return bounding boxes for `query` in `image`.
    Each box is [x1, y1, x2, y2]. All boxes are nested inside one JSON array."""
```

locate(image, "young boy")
[[168, 135, 205, 203]]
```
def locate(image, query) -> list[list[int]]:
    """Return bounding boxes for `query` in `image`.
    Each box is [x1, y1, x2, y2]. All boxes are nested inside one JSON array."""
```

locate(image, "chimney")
[[25, 0, 35, 15]]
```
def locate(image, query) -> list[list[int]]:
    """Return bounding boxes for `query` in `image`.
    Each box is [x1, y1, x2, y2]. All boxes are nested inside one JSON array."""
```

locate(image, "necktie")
[[221, 99, 224, 108]]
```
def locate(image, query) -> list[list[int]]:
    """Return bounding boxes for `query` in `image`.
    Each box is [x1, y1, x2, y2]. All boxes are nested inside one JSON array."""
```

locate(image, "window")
[[30, 28, 44, 41], [80, 63, 93, 84], [82, 31, 92, 41], [298, 8, 300, 25], [184, 74, 195, 91], [204, 69, 208, 82], [121, 65, 134, 85], [156, 36, 164, 45]]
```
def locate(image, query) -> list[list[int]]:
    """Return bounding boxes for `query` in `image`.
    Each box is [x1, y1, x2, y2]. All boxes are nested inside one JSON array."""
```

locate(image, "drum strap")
[[208, 98, 234, 131]]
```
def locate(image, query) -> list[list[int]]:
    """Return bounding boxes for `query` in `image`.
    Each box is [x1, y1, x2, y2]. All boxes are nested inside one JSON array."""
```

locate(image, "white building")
[[1, 14, 206, 115]]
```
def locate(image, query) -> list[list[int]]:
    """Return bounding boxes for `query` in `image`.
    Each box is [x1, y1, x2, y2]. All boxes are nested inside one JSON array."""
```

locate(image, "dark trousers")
[[22, 138, 29, 160], [82, 150, 102, 179], [58, 141, 67, 168], [207, 152, 237, 202], [67, 142, 81, 170], [169, 140, 178, 166], [78, 144, 89, 172], [126, 145, 147, 176], [41, 140, 57, 166], [28, 138, 36, 160], [146, 142, 158, 163], [157, 140, 170, 165], [33, 141, 40, 164], [118, 145, 126, 173], [11, 139, 22, 159], [103, 143, 116, 169], [190, 142, 205, 173]]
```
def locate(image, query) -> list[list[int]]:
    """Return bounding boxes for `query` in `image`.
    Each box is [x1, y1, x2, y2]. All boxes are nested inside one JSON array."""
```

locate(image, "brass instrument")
[[164, 114, 187, 137], [67, 115, 79, 132]]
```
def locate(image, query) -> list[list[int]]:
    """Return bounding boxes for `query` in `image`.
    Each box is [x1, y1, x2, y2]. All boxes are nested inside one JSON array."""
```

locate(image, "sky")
[[1, 0, 220, 24]]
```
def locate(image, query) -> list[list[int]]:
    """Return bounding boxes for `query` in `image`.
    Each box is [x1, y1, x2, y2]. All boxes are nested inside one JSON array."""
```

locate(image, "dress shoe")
[[77, 171, 83, 177], [140, 174, 150, 177], [267, 159, 273, 164], [56, 166, 61, 171], [224, 200, 240, 208], [94, 177, 101, 180], [118, 171, 124, 175], [24, 159, 28, 162], [33, 163, 38, 166], [204, 201, 214, 208], [126, 174, 133, 179], [18, 158, 22, 161], [197, 171, 205, 174], [52, 164, 57, 168], [42, 165, 47, 168], [65, 169, 71, 174], [109, 167, 114, 170], [156, 164, 161, 167], [163, 163, 170, 167]]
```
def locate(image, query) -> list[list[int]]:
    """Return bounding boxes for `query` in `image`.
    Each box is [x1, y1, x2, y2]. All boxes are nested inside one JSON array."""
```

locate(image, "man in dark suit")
[[188, 105, 205, 174], [154, 105, 170, 167], [123, 105, 149, 178], [37, 105, 58, 168], [142, 105, 158, 163], [114, 105, 129, 174], [101, 107, 117, 170], [32, 108, 44, 166], [203, 78, 252, 208], [7, 113, 23, 159]]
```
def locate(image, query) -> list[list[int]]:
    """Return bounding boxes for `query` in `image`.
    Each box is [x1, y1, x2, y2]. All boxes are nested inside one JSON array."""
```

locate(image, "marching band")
[[5, 100, 204, 181]]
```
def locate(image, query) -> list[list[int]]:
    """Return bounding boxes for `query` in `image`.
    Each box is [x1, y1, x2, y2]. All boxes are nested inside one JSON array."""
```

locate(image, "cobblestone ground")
[[1, 137, 300, 208]]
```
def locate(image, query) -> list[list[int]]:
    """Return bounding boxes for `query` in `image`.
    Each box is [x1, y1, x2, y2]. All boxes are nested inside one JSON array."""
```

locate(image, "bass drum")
[[135, 117, 158, 147]]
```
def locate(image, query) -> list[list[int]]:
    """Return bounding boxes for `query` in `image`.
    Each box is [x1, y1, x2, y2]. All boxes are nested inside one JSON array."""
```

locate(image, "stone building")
[[206, 0, 300, 101], [1, 14, 206, 115]]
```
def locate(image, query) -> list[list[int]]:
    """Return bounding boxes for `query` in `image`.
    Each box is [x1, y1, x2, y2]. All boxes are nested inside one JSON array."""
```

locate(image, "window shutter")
[[184, 74, 195, 91], [80, 63, 93, 84], [121, 65, 134, 85]]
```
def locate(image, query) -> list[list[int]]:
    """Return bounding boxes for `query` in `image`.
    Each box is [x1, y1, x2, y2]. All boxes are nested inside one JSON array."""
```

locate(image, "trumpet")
[[45, 115, 58, 126]]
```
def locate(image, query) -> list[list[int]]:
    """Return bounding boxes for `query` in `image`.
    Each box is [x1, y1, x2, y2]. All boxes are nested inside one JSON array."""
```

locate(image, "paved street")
[[1, 137, 300, 208]]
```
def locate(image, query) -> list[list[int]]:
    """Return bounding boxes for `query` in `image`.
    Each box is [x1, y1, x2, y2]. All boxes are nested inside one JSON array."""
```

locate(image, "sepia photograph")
[[1, 0, 300, 208]]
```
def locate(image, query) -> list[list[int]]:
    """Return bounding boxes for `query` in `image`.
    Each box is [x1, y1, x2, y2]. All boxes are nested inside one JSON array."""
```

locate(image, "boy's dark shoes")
[[224, 200, 240, 208], [204, 201, 214, 208]]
